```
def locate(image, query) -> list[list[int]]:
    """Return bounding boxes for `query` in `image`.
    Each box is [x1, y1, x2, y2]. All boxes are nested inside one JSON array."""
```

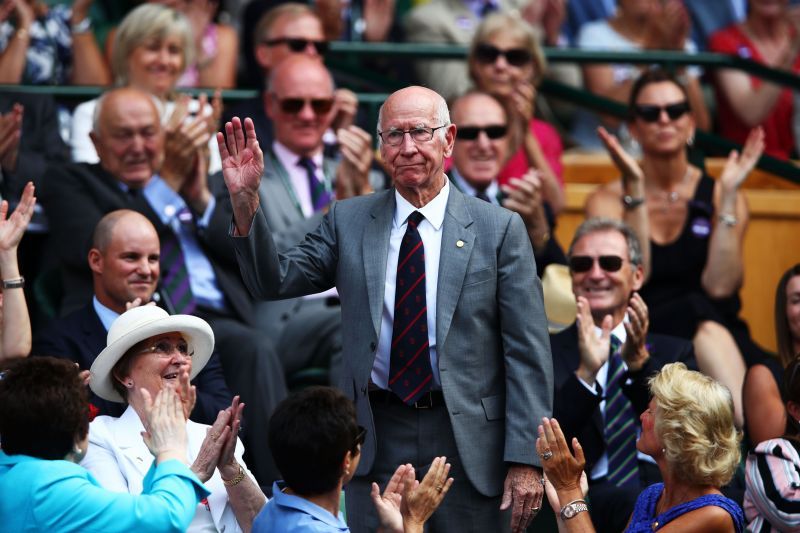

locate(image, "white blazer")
[[82, 405, 258, 532]]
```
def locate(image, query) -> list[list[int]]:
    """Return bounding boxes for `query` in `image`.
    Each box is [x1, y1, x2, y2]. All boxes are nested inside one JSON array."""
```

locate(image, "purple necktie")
[[160, 207, 197, 315], [297, 157, 332, 212]]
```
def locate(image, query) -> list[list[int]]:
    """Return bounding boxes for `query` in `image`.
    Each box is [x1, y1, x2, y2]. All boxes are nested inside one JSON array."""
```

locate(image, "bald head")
[[377, 86, 450, 142]]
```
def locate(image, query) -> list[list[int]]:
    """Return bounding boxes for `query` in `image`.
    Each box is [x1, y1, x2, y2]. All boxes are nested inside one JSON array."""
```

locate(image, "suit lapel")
[[112, 406, 151, 492], [363, 191, 395, 337], [436, 187, 474, 350]]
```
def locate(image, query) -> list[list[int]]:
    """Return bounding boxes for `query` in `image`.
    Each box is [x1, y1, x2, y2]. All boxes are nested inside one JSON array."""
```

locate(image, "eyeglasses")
[[262, 38, 329, 55], [633, 101, 691, 123], [569, 255, 625, 273], [353, 425, 367, 450], [275, 97, 334, 115], [136, 339, 193, 358], [473, 43, 533, 67], [456, 125, 508, 140], [378, 125, 447, 146]]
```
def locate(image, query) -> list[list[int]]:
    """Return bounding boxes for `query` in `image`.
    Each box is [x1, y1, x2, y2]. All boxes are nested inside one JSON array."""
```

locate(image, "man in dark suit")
[[550, 217, 696, 532], [220, 85, 553, 532], [38, 87, 287, 487], [33, 210, 230, 424]]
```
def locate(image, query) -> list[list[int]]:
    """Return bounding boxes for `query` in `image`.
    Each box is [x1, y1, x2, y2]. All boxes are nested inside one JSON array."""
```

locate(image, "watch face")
[[563, 506, 576, 518]]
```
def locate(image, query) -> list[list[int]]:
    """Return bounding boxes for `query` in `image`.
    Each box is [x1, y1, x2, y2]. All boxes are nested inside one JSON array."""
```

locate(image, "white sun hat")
[[90, 305, 214, 402]]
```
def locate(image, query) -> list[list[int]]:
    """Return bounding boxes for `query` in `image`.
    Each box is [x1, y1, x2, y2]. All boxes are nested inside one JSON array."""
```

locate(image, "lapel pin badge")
[[456, 240, 464, 248]]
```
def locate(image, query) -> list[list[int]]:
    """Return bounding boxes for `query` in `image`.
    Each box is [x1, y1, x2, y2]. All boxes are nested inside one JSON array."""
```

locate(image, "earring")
[[125, 381, 133, 388], [686, 135, 694, 147]]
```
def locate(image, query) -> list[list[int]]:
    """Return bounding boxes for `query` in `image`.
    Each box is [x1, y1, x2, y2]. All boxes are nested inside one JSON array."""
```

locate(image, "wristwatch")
[[622, 195, 645, 210], [560, 499, 589, 521], [71, 17, 92, 34]]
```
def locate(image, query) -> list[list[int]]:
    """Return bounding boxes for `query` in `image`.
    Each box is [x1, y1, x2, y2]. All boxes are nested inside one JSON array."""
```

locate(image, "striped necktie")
[[159, 207, 197, 315], [389, 211, 434, 404], [297, 157, 332, 213], [604, 334, 639, 488]]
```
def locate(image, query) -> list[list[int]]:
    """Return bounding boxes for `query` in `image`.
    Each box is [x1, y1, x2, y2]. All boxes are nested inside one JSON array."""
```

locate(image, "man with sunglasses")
[[220, 84, 552, 533], [449, 91, 566, 277], [549, 218, 695, 532]]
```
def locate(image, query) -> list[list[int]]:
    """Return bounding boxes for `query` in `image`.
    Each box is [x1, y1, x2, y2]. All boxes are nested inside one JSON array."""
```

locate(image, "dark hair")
[[268, 386, 360, 496], [776, 264, 800, 368], [0, 357, 89, 459], [628, 68, 690, 120]]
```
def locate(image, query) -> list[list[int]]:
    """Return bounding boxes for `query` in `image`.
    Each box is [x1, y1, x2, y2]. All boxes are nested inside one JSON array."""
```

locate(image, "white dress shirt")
[[272, 141, 325, 219]]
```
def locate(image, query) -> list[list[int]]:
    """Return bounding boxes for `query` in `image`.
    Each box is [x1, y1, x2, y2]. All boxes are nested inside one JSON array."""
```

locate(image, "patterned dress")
[[0, 5, 73, 85]]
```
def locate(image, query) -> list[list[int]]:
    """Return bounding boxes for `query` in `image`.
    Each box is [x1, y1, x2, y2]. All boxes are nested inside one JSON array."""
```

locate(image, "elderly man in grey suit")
[[218, 86, 553, 532]]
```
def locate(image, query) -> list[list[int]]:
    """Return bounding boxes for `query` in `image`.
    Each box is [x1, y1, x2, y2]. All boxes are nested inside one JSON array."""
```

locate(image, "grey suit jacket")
[[233, 184, 553, 496]]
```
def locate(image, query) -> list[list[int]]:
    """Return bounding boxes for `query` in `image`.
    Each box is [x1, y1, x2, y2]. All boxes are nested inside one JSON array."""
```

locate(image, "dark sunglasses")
[[474, 43, 532, 67], [456, 125, 508, 140], [263, 37, 329, 55], [569, 255, 625, 273], [633, 101, 691, 123], [276, 97, 334, 115]]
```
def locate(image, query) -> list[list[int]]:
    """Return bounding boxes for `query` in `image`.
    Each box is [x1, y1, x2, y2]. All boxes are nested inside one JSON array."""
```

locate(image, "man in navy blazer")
[[219, 86, 553, 532], [549, 218, 696, 532], [33, 210, 230, 424]]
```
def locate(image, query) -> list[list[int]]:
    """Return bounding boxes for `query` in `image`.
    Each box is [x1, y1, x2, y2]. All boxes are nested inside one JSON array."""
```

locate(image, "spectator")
[[539, 363, 744, 533], [467, 12, 565, 213], [71, 3, 223, 174], [0, 356, 209, 532], [82, 305, 266, 532], [33, 209, 231, 423], [0, 0, 110, 85], [549, 217, 696, 532], [744, 356, 800, 532], [449, 90, 566, 276], [0, 181, 34, 361], [41, 87, 287, 487], [253, 386, 453, 532], [743, 263, 800, 445], [710, 0, 800, 160], [587, 68, 766, 428], [571, 0, 710, 152]]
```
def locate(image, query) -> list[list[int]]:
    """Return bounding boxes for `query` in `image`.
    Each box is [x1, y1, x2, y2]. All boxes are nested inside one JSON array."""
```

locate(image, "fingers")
[[572, 437, 586, 469]]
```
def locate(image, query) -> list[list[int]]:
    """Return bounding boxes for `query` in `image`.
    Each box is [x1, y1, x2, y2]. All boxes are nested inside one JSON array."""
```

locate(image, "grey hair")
[[376, 91, 451, 146], [91, 89, 164, 135], [567, 217, 643, 267]]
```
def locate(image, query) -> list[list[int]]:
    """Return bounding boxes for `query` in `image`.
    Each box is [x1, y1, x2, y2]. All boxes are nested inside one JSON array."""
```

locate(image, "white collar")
[[393, 177, 449, 230]]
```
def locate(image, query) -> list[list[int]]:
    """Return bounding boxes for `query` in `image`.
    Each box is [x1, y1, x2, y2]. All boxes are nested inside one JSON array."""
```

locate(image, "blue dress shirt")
[[252, 481, 349, 532]]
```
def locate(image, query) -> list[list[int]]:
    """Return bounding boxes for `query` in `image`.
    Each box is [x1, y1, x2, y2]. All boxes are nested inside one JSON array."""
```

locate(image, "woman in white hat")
[[81, 305, 266, 532]]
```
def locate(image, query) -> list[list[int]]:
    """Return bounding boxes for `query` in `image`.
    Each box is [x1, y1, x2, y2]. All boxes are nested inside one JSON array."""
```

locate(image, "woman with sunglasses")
[[467, 12, 565, 214], [586, 68, 766, 429], [253, 386, 453, 533], [709, 0, 800, 160], [570, 0, 710, 153]]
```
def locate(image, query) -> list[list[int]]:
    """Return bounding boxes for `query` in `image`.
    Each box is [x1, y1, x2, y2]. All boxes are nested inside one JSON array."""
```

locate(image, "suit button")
[[361, 386, 367, 395], [370, 342, 376, 351]]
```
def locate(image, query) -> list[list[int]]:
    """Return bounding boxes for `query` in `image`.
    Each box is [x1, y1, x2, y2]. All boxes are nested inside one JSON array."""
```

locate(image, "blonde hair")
[[468, 13, 547, 86], [650, 363, 742, 487], [112, 4, 193, 87], [255, 3, 318, 43]]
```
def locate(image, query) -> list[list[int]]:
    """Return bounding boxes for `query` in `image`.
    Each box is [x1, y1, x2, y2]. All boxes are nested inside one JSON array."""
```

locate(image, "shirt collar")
[[593, 315, 628, 344], [393, 177, 449, 231], [273, 140, 324, 170], [450, 167, 500, 204], [93, 296, 120, 332], [271, 481, 348, 530]]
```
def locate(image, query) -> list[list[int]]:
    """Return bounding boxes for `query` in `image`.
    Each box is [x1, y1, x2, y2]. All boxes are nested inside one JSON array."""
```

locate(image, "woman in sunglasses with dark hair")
[[467, 12, 565, 214], [585, 68, 766, 429]]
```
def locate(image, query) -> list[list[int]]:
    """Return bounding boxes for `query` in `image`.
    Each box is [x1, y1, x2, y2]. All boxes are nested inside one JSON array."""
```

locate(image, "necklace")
[[648, 165, 693, 212]]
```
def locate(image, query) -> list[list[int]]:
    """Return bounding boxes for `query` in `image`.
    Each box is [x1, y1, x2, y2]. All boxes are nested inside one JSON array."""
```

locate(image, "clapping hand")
[[0, 103, 23, 172], [536, 418, 585, 494], [0, 181, 34, 258], [718, 127, 765, 193], [621, 293, 650, 372], [597, 126, 644, 185], [141, 386, 188, 464], [575, 296, 612, 386], [335, 125, 374, 199]]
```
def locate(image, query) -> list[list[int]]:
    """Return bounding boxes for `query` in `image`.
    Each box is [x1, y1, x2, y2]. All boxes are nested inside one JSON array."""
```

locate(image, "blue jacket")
[[0, 451, 210, 532]]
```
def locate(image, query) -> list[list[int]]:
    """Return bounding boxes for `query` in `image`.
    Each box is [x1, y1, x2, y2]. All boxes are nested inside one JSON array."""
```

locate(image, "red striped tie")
[[389, 211, 433, 404]]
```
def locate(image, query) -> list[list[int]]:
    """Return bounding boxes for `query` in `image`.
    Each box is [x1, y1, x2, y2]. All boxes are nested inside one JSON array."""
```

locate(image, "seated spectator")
[[709, 0, 800, 160], [0, 356, 209, 532], [33, 209, 231, 423], [549, 217, 695, 532], [539, 363, 744, 533], [41, 87, 287, 487], [0, 0, 110, 85], [571, 0, 710, 152], [467, 12, 565, 213], [404, 0, 567, 101], [744, 356, 800, 532], [587, 68, 766, 428], [106, 0, 238, 89], [71, 3, 222, 173], [0, 181, 34, 361], [449, 91, 566, 276], [254, 386, 452, 533], [82, 305, 266, 532], [743, 263, 800, 445]]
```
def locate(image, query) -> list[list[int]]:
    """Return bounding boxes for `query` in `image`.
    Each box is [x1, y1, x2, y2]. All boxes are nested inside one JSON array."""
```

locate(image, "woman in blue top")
[[0, 356, 209, 532], [537, 363, 744, 532]]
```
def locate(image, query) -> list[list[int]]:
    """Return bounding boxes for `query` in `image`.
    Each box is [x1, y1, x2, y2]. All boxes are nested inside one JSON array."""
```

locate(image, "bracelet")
[[71, 17, 92, 34], [14, 28, 29, 41], [622, 195, 645, 210], [2, 277, 24, 289], [718, 213, 738, 227], [560, 498, 589, 521], [222, 463, 245, 486]]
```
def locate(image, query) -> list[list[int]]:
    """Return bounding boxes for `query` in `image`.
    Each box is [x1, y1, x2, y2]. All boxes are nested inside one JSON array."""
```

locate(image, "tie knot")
[[610, 334, 622, 354], [297, 157, 316, 173], [407, 211, 425, 229]]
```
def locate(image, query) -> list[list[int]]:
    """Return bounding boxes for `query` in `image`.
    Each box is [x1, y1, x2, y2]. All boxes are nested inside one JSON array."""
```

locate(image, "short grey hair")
[[567, 217, 643, 267], [111, 3, 193, 87], [376, 92, 451, 146]]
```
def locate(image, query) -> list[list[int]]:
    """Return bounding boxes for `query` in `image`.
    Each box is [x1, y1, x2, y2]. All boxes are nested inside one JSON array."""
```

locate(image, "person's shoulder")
[[708, 24, 744, 53], [667, 501, 738, 533], [576, 19, 614, 46]]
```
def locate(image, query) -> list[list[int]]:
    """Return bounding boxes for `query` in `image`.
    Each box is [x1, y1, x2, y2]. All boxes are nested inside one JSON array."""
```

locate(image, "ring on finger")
[[541, 450, 553, 460], [436, 485, 444, 492]]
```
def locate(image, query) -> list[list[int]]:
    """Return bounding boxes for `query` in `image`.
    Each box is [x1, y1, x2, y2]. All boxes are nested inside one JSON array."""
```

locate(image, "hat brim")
[[90, 315, 214, 403]]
